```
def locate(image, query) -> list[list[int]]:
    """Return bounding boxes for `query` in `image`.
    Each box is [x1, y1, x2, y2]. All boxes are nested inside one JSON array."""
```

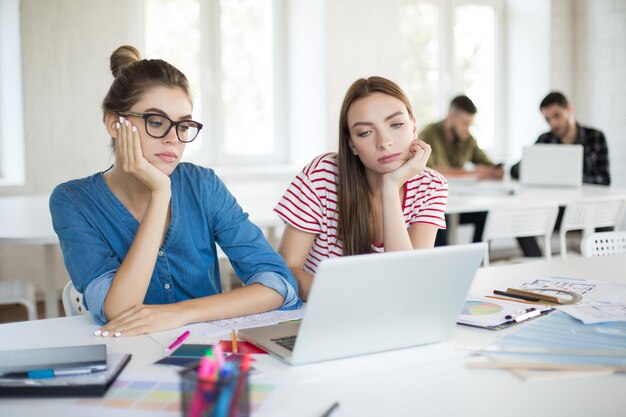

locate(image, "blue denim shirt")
[[50, 163, 301, 325]]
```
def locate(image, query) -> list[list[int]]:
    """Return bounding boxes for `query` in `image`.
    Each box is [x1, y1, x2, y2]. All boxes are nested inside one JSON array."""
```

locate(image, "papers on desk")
[[457, 297, 553, 330], [502, 275, 626, 323], [149, 308, 306, 349], [560, 302, 626, 324], [465, 276, 626, 379], [468, 311, 626, 372], [204, 307, 305, 331], [447, 179, 516, 195]]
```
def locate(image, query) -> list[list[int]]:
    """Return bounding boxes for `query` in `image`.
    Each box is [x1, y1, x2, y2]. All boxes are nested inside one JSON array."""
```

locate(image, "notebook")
[[520, 144, 583, 187], [0, 344, 130, 397], [240, 243, 486, 365]]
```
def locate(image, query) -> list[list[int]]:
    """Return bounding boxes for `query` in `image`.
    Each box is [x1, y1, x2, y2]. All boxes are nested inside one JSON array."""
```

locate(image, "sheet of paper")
[[148, 308, 306, 348], [502, 276, 626, 323], [65, 373, 285, 417], [204, 308, 305, 331], [457, 297, 552, 329], [560, 303, 626, 324]]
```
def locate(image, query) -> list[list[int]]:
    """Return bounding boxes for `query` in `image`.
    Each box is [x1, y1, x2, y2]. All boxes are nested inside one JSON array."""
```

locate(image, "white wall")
[[0, 0, 144, 298], [287, 0, 327, 169], [324, 0, 404, 152], [0, 0, 144, 197], [569, 0, 626, 187]]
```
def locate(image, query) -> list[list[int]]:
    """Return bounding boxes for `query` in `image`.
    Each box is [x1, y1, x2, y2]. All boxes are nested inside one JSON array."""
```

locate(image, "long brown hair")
[[102, 45, 191, 118], [337, 76, 415, 256]]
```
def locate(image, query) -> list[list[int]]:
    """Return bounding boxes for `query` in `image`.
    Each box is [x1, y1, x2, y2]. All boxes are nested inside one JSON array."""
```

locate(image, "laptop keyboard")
[[271, 335, 297, 351]]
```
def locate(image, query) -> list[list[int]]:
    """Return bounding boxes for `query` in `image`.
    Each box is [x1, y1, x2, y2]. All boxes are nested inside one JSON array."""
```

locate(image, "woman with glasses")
[[50, 45, 301, 336], [275, 77, 448, 301]]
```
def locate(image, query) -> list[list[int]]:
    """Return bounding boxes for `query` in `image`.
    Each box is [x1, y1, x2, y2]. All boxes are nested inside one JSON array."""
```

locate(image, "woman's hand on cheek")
[[383, 139, 431, 188], [115, 117, 171, 193], [95, 303, 189, 337]]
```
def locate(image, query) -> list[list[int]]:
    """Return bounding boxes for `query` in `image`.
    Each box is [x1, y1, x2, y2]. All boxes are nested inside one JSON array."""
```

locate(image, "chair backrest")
[[62, 281, 87, 316], [580, 231, 626, 257], [560, 197, 625, 258], [482, 204, 559, 266]]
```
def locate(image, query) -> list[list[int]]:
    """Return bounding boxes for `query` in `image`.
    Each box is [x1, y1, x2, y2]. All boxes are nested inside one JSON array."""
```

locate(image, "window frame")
[[0, 0, 25, 186], [197, 0, 289, 168], [444, 0, 505, 157], [403, 0, 505, 158]]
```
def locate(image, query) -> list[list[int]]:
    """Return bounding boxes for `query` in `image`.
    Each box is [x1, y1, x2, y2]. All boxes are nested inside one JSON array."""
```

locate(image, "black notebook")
[[0, 344, 131, 397]]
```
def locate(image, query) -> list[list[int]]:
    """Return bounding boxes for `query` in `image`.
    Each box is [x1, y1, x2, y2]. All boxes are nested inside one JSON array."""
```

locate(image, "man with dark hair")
[[511, 91, 611, 256], [511, 91, 610, 185], [421, 95, 504, 181], [420, 95, 503, 246]]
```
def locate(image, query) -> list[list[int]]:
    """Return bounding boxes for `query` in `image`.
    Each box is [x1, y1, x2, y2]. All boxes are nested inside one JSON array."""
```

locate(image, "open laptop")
[[240, 243, 486, 365], [520, 144, 583, 187]]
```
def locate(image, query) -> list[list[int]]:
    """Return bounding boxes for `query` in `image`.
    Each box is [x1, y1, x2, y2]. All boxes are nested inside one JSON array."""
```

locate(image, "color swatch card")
[[69, 376, 283, 417], [457, 297, 553, 330]]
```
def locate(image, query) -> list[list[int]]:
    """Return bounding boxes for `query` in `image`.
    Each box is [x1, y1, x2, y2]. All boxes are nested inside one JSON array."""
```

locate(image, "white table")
[[445, 181, 626, 244], [0, 195, 61, 318], [1, 254, 625, 416]]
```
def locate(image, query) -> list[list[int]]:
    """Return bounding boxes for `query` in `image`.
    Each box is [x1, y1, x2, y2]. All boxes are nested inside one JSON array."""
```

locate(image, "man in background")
[[420, 95, 503, 246], [511, 91, 610, 185], [511, 91, 611, 256]]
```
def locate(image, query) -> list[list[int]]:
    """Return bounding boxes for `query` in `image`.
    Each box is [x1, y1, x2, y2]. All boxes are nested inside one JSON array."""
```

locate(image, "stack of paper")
[[467, 311, 626, 374]]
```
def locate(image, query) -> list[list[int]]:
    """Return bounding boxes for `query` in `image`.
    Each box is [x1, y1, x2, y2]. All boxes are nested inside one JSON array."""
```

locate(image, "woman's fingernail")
[[94, 329, 102, 336], [114, 331, 122, 337], [101, 330, 110, 337], [132, 126, 137, 133], [125, 120, 129, 127], [119, 116, 124, 124], [115, 122, 120, 129]]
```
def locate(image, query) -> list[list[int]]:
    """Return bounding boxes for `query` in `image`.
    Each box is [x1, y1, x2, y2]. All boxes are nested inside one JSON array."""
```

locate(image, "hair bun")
[[110, 45, 141, 78]]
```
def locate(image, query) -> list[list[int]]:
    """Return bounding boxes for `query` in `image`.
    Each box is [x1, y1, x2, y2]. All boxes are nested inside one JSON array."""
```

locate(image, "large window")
[[145, 0, 286, 167], [0, 0, 25, 186], [401, 0, 503, 154]]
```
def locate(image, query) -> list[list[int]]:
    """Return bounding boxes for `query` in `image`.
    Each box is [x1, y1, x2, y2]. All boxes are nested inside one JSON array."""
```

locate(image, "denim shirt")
[[50, 163, 301, 325]]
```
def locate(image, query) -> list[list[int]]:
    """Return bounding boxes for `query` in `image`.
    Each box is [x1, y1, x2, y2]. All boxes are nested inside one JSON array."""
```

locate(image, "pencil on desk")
[[231, 329, 238, 354]]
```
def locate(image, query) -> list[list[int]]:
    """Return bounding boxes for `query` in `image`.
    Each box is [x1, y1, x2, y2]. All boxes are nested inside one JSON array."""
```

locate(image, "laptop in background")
[[520, 144, 583, 187], [240, 243, 486, 365]]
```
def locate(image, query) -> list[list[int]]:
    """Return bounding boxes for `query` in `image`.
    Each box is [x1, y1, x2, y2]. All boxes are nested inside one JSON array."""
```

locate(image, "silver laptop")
[[240, 243, 486, 365], [520, 144, 583, 187]]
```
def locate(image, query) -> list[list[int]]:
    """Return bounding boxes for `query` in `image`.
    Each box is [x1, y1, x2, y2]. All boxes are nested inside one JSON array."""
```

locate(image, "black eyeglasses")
[[117, 111, 203, 143]]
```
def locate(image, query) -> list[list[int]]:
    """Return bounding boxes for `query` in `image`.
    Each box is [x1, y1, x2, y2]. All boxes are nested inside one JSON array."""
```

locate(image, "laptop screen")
[[520, 144, 583, 187]]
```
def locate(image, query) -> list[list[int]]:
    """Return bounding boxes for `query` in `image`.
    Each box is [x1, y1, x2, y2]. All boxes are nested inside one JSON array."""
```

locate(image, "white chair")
[[0, 280, 37, 320], [62, 281, 87, 316], [482, 204, 559, 266], [580, 231, 626, 257], [560, 197, 624, 258]]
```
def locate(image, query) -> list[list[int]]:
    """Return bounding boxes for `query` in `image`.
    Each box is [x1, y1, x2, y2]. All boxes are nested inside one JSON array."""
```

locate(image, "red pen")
[[164, 330, 191, 353]]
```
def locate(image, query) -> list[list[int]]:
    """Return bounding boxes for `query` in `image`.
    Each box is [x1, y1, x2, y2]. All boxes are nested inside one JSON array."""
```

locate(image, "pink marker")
[[212, 343, 225, 370], [189, 355, 216, 417], [164, 330, 190, 353]]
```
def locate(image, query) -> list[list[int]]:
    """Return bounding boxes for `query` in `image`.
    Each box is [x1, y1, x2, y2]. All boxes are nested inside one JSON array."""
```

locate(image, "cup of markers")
[[180, 345, 252, 417]]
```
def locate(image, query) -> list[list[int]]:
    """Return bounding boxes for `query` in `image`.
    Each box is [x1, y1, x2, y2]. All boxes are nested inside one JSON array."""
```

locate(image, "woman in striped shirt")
[[274, 76, 449, 300]]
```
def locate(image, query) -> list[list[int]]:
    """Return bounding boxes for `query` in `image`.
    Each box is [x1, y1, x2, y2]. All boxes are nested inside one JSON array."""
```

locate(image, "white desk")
[[0, 195, 61, 318], [445, 181, 626, 244], [1, 254, 625, 416]]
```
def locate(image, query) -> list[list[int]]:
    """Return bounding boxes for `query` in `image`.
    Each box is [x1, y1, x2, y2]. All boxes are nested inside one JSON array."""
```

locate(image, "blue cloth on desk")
[[50, 162, 301, 325]]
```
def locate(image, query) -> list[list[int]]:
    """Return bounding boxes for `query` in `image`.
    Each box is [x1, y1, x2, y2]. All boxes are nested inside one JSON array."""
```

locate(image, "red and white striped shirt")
[[274, 153, 448, 274]]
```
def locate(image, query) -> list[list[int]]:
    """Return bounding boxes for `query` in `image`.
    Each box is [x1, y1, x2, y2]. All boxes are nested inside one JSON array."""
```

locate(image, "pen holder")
[[180, 357, 250, 417]]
